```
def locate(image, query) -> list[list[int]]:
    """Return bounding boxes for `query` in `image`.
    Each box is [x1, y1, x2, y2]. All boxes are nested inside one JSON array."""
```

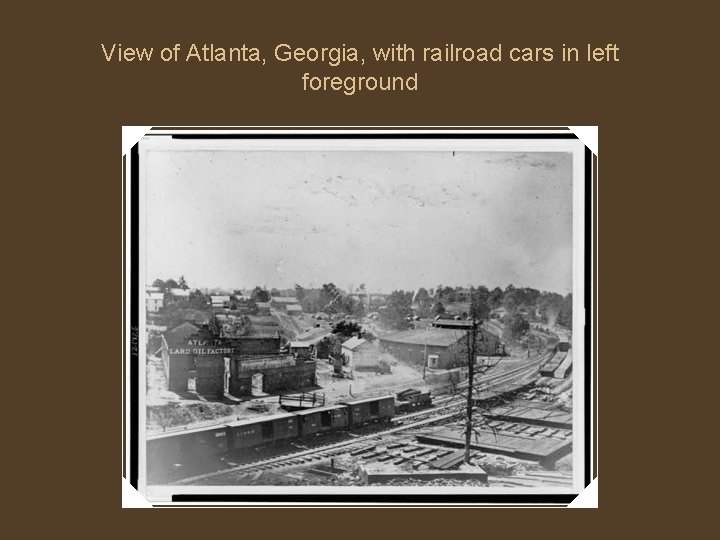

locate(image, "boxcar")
[[342, 395, 395, 427], [226, 412, 299, 450], [295, 405, 349, 436], [147, 423, 230, 471]]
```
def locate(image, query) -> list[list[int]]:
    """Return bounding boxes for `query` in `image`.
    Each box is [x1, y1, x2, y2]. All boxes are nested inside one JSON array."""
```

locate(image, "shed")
[[341, 337, 381, 372]]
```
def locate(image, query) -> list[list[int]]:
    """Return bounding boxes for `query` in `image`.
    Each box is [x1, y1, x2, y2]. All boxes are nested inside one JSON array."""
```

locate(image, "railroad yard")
[[146, 320, 574, 488]]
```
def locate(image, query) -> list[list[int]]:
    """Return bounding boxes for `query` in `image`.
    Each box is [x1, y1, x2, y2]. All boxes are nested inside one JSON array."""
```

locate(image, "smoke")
[[546, 307, 559, 329]]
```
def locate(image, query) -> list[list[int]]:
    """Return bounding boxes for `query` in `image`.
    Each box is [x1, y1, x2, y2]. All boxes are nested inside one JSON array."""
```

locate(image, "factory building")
[[160, 321, 317, 400], [161, 323, 233, 397]]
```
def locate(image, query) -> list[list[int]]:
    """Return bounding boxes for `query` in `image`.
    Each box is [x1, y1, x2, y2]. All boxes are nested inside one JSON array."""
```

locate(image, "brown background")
[[5, 0, 712, 531]]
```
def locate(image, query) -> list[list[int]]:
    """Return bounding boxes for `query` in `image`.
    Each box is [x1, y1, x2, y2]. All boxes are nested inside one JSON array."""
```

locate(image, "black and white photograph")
[[128, 132, 591, 504]]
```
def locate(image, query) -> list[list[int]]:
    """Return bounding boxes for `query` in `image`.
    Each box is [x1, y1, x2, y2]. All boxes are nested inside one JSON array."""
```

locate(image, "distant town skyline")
[[144, 148, 574, 295]]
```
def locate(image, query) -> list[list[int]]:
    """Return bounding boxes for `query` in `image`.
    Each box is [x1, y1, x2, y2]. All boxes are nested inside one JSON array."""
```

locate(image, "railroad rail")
[[171, 350, 552, 485]]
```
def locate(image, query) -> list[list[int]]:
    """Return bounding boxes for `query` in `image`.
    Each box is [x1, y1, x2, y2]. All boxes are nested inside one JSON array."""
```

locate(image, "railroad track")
[[172, 352, 552, 485]]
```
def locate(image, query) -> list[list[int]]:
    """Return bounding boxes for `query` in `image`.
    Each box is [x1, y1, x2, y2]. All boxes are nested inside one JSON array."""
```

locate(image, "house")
[[341, 337, 382, 372], [270, 296, 302, 313], [270, 296, 300, 306], [210, 295, 231, 308], [169, 288, 191, 300], [453, 289, 472, 302], [289, 341, 314, 360], [146, 292, 164, 313]]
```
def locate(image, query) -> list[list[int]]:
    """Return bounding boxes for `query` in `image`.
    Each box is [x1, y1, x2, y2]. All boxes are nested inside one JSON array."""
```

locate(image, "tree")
[[558, 293, 573, 329], [414, 287, 433, 317], [469, 286, 491, 321], [319, 283, 343, 314], [380, 290, 413, 330], [251, 286, 270, 303], [333, 320, 362, 339], [164, 278, 179, 291], [294, 284, 306, 302], [488, 287, 504, 309], [188, 289, 208, 309], [504, 312, 530, 342], [340, 295, 364, 317], [433, 301, 446, 316], [442, 286, 456, 303], [177, 275, 189, 290], [246, 298, 259, 315], [270, 288, 280, 297], [152, 278, 165, 289], [503, 285, 519, 313]]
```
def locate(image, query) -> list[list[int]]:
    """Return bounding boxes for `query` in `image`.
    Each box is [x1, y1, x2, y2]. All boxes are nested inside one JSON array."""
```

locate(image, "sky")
[[144, 148, 573, 294]]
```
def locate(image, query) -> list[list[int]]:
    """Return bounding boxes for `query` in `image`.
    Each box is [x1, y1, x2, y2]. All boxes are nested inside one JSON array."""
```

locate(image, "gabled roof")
[[164, 322, 201, 343], [169, 288, 190, 297], [286, 304, 302, 312], [342, 336, 368, 350], [146, 292, 164, 300], [295, 327, 330, 345], [271, 296, 299, 304], [432, 319, 473, 329], [380, 328, 465, 347]]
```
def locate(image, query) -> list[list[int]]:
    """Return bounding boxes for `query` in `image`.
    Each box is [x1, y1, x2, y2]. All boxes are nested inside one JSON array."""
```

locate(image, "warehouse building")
[[380, 328, 466, 369], [380, 324, 504, 370]]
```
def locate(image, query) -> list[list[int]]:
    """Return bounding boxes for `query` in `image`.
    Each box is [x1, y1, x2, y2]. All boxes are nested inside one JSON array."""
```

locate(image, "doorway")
[[251, 373, 264, 396]]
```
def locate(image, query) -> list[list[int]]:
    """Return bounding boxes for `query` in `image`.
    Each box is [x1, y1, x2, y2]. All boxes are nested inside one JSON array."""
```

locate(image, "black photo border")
[[125, 131, 594, 506]]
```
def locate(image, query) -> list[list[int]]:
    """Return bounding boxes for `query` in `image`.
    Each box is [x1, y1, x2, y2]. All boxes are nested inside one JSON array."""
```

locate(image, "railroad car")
[[295, 404, 349, 436], [226, 412, 298, 450], [342, 395, 395, 426], [395, 389, 432, 414], [147, 423, 229, 471], [146, 394, 399, 473]]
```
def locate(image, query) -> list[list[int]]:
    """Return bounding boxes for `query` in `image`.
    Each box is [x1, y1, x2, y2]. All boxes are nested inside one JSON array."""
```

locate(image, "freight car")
[[294, 404, 349, 436], [146, 422, 229, 473], [146, 394, 396, 476], [341, 395, 395, 426], [225, 412, 299, 450], [394, 388, 432, 414]]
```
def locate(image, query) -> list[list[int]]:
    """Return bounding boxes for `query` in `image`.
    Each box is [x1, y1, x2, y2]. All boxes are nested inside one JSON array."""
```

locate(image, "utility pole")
[[464, 317, 478, 464]]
